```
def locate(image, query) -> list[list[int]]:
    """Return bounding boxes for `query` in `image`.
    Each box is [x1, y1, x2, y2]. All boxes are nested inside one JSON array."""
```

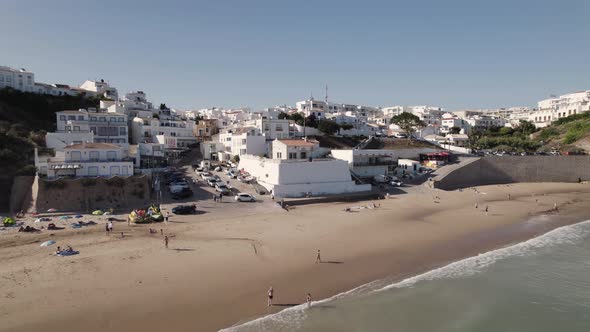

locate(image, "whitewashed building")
[[36, 143, 135, 178], [0, 66, 35, 92], [79, 79, 118, 100], [238, 154, 371, 198], [331, 149, 397, 178]]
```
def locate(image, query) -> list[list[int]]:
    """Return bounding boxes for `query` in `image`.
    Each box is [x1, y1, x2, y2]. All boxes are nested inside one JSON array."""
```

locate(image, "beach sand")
[[1, 182, 590, 332]]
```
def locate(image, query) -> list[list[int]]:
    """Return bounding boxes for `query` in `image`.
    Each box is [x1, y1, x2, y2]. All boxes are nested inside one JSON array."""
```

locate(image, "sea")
[[223, 220, 590, 332]]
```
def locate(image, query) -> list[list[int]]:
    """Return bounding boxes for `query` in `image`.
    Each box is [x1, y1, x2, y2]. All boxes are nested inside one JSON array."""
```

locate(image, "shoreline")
[[1, 182, 590, 332]]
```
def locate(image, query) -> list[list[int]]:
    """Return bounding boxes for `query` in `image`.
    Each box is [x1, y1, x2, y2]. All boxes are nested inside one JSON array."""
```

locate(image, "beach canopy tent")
[[3, 217, 15, 226], [40, 240, 56, 247]]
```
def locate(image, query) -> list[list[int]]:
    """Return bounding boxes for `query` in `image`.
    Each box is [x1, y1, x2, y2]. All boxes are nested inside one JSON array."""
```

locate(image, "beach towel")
[[57, 250, 79, 257]]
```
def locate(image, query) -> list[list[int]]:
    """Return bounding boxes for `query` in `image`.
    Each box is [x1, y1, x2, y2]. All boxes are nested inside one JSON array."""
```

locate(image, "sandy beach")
[[1, 182, 590, 332]]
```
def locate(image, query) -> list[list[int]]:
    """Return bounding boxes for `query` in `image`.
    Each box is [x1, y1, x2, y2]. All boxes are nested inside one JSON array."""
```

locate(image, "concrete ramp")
[[433, 156, 590, 190]]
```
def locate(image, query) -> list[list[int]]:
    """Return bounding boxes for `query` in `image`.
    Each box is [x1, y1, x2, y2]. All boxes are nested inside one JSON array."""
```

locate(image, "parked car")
[[215, 183, 231, 195], [207, 178, 220, 187], [172, 204, 197, 214], [201, 172, 213, 181], [235, 193, 256, 202], [238, 175, 253, 183], [171, 188, 193, 200], [391, 179, 403, 187]]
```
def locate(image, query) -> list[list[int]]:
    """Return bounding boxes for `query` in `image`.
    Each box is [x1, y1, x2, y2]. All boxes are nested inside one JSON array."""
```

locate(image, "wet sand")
[[1, 182, 589, 332]]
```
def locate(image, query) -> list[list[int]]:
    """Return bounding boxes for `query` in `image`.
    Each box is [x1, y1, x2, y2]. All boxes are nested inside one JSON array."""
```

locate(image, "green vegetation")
[[0, 88, 100, 175], [470, 115, 590, 153], [278, 112, 356, 135], [390, 113, 425, 143], [317, 120, 340, 135]]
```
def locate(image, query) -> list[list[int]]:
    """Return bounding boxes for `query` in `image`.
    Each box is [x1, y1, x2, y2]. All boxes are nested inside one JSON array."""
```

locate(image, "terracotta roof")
[[64, 143, 120, 150], [277, 139, 317, 147]]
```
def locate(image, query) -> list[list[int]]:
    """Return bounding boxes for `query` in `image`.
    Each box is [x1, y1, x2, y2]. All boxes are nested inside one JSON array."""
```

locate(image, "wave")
[[221, 220, 590, 331]]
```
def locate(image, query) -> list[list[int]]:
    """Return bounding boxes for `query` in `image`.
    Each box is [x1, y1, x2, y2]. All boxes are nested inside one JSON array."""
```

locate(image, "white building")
[[131, 116, 196, 148], [36, 143, 134, 178], [79, 79, 118, 100], [530, 90, 590, 127], [441, 113, 470, 134], [0, 66, 35, 92], [271, 139, 320, 160], [52, 109, 129, 147], [238, 154, 371, 198], [215, 127, 266, 159], [296, 98, 327, 119], [331, 149, 397, 178]]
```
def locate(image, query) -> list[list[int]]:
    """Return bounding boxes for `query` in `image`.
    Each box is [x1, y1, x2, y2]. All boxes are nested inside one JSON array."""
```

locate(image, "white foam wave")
[[221, 220, 590, 331]]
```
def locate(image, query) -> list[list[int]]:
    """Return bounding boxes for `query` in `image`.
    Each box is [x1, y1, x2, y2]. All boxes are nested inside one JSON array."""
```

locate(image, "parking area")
[[155, 164, 275, 216]]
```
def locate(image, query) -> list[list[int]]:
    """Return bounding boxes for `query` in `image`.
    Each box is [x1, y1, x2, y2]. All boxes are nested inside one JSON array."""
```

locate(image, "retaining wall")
[[434, 156, 590, 190], [33, 176, 152, 213]]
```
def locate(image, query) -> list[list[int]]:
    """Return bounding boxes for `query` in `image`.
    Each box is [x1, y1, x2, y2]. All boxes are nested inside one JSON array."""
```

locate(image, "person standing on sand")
[[105, 222, 110, 235], [164, 235, 169, 249], [475, 203, 478, 209], [316, 249, 322, 263], [267, 286, 274, 307], [165, 211, 170, 223], [485, 206, 489, 216], [108, 221, 113, 233], [508, 193, 511, 200], [307, 293, 312, 308], [219, 193, 223, 202]]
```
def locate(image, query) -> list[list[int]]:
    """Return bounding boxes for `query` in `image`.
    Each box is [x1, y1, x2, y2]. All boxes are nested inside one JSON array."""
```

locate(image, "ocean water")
[[224, 220, 590, 332]]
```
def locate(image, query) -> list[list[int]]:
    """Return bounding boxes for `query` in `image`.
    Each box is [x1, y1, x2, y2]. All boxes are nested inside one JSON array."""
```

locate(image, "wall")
[[32, 175, 152, 212], [9, 176, 35, 213], [434, 156, 590, 190]]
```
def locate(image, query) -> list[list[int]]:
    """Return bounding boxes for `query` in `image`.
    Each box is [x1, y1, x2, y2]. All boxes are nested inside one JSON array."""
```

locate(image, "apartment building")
[[0, 66, 35, 92]]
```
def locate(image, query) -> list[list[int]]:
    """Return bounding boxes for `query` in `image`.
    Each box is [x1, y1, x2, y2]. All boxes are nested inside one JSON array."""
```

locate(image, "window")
[[90, 127, 96, 133], [288, 152, 297, 159], [68, 115, 76, 120], [78, 116, 84, 120], [118, 118, 124, 122], [91, 117, 97, 121], [88, 166, 98, 176], [121, 166, 129, 176], [241, 139, 247, 144], [109, 166, 121, 175], [276, 152, 282, 158], [110, 117, 116, 122], [0, 75, 4, 82], [300, 152, 307, 159], [99, 117, 106, 122], [73, 126, 80, 131], [59, 115, 66, 120], [70, 151, 81, 161], [107, 151, 117, 160], [89, 151, 99, 161]]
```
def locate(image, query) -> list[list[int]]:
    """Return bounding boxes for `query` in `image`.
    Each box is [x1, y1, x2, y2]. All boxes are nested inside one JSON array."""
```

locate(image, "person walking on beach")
[[507, 193, 511, 201], [108, 221, 113, 233], [165, 211, 170, 223], [475, 203, 478, 209], [164, 235, 169, 249], [485, 205, 489, 216], [306, 293, 312, 308], [267, 286, 274, 307], [316, 249, 322, 264], [219, 193, 223, 202]]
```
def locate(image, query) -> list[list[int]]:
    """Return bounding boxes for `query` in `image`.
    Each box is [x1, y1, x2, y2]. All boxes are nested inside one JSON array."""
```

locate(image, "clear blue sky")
[[3, 0, 589, 110]]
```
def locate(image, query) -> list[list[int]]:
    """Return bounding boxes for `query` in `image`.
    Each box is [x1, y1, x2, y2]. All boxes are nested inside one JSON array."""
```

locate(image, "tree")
[[449, 126, 461, 134], [515, 120, 536, 135], [340, 123, 354, 130], [390, 113, 425, 143], [159, 103, 168, 110], [290, 113, 305, 125], [278, 112, 289, 120], [318, 120, 340, 135], [304, 114, 318, 128], [232, 155, 240, 164]]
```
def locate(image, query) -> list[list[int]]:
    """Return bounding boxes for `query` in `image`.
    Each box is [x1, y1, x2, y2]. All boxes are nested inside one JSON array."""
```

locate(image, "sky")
[[2, 0, 590, 111]]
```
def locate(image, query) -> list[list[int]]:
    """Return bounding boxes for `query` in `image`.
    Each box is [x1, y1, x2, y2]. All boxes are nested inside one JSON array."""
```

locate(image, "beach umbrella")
[[47, 208, 57, 212], [92, 210, 104, 216], [40, 240, 56, 247]]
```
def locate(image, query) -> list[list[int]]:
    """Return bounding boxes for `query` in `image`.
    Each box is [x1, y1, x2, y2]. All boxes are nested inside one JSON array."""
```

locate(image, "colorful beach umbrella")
[[40, 240, 56, 247]]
